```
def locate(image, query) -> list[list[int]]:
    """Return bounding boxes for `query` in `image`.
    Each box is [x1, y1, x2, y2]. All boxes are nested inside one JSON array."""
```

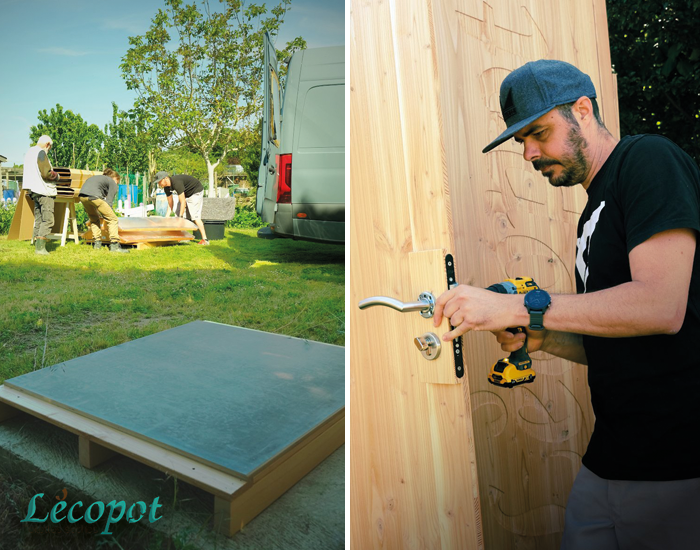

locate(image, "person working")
[[78, 168, 129, 253], [153, 171, 209, 245], [22, 135, 61, 255], [432, 60, 700, 550]]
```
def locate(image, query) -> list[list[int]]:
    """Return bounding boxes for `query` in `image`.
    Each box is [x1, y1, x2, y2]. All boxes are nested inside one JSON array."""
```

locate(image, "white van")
[[256, 32, 345, 244]]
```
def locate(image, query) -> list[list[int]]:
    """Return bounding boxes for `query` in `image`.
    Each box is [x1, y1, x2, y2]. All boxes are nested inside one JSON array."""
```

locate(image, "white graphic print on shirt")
[[576, 201, 606, 293]]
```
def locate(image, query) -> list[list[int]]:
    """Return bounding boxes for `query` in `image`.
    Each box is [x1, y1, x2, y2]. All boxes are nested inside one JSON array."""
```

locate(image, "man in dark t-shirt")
[[431, 60, 700, 549], [153, 171, 209, 245], [79, 168, 129, 253]]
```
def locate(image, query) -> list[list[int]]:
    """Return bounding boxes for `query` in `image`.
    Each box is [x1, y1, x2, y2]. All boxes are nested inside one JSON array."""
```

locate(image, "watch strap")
[[528, 310, 546, 331]]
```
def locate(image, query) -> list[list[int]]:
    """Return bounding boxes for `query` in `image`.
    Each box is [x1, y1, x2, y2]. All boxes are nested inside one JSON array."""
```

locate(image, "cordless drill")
[[485, 277, 539, 388]]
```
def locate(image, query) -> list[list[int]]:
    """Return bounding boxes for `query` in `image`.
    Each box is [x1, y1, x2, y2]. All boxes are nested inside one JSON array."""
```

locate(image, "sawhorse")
[[47, 199, 80, 246], [8, 191, 80, 246]]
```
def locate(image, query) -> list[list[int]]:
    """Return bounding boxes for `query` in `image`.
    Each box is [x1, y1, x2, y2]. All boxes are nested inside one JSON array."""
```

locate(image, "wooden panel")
[[431, 1, 610, 548], [7, 190, 35, 241], [0, 384, 246, 498], [1, 384, 339, 537], [350, 0, 483, 547], [352, 0, 615, 548], [214, 414, 345, 536], [6, 321, 344, 480]]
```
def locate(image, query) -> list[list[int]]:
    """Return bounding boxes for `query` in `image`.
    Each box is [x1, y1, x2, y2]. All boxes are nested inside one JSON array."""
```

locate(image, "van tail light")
[[276, 154, 292, 203]]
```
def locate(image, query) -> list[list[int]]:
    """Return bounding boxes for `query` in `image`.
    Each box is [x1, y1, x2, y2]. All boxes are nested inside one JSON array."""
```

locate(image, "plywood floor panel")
[[4, 321, 345, 480]]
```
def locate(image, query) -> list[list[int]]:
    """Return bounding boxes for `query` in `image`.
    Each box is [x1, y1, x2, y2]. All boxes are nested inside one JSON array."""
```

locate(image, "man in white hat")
[[22, 135, 61, 255]]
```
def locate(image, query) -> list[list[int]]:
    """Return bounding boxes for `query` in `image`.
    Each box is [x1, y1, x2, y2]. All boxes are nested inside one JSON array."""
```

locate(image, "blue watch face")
[[525, 289, 550, 309]]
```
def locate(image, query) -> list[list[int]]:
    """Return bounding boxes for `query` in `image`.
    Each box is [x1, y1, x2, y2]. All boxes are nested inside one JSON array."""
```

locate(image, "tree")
[[120, 0, 305, 197], [606, 0, 700, 162], [30, 104, 104, 169], [159, 145, 210, 181], [234, 121, 262, 182], [102, 103, 150, 175]]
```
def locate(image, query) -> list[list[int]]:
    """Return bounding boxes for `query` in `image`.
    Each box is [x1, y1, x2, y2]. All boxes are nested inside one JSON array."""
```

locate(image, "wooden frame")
[[0, 384, 344, 537]]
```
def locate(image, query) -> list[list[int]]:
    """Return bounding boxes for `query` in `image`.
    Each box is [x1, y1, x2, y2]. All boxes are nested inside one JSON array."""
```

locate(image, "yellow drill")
[[485, 277, 539, 388]]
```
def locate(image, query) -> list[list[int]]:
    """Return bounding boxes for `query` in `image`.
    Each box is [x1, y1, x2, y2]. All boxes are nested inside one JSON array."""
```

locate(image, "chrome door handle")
[[358, 292, 435, 318], [268, 164, 276, 175]]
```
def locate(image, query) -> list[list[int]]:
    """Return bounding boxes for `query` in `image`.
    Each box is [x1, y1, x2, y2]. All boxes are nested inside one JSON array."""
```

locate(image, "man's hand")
[[432, 285, 522, 341], [492, 327, 546, 355]]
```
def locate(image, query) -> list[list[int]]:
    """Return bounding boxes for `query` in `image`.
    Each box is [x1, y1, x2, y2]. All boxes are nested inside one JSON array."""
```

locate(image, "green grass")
[[0, 228, 345, 384]]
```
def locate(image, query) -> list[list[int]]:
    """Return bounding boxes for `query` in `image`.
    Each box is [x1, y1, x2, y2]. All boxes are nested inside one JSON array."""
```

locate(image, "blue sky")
[[0, 0, 345, 167]]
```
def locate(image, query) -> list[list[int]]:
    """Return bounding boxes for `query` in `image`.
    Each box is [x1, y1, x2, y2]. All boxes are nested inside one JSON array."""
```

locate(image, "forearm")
[[178, 194, 186, 216], [530, 282, 685, 338], [37, 152, 58, 181], [540, 330, 587, 365]]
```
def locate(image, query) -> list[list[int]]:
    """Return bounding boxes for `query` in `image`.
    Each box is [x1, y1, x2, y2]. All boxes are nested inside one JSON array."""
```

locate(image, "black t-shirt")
[[79, 175, 118, 205], [162, 174, 203, 198], [576, 134, 700, 481]]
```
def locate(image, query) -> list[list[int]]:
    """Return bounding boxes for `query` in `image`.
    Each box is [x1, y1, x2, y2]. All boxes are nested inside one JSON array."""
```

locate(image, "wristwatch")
[[524, 289, 551, 331]]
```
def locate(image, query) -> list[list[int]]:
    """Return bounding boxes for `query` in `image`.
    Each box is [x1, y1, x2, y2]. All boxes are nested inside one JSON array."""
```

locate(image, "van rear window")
[[298, 84, 344, 149]]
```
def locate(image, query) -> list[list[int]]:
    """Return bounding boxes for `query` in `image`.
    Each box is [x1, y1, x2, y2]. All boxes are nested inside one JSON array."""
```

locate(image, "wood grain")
[[350, 0, 482, 548], [351, 0, 615, 548]]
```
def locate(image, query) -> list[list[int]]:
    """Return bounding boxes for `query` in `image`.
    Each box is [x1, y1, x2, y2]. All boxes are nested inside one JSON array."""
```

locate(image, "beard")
[[532, 125, 589, 187]]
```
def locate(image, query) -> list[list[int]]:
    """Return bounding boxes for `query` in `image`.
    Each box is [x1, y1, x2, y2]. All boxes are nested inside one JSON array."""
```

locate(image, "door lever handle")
[[358, 292, 435, 318]]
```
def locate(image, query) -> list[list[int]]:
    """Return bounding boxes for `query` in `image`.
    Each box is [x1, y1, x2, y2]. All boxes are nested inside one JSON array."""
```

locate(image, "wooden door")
[[349, 0, 483, 548], [351, 0, 619, 549]]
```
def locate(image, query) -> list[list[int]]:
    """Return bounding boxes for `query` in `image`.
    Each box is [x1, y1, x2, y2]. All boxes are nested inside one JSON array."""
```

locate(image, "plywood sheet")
[[5, 321, 345, 480]]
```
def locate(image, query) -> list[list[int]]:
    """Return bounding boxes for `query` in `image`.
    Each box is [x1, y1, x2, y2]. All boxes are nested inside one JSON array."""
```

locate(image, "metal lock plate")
[[413, 333, 441, 361]]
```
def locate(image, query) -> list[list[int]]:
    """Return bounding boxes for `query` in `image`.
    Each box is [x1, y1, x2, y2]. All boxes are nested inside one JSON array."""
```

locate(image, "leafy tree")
[[120, 0, 305, 197], [102, 103, 150, 175], [30, 104, 104, 169], [606, 0, 700, 162], [234, 121, 262, 183], [159, 145, 210, 181]]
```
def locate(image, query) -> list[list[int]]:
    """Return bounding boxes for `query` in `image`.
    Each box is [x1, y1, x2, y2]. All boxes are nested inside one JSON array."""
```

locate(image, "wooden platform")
[[83, 216, 198, 247], [0, 321, 345, 536]]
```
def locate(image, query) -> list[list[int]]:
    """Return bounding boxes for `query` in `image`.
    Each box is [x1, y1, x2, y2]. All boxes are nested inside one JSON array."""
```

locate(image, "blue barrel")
[[155, 191, 168, 216], [2, 189, 16, 201], [118, 185, 139, 204]]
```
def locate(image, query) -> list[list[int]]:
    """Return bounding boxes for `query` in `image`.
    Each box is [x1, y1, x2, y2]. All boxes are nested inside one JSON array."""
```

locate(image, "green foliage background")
[[606, 0, 700, 162], [30, 105, 104, 169]]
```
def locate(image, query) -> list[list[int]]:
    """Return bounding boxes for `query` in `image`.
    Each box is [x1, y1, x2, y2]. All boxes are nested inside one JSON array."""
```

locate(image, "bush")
[[228, 189, 266, 229], [229, 206, 265, 229], [0, 203, 16, 235], [74, 202, 90, 232]]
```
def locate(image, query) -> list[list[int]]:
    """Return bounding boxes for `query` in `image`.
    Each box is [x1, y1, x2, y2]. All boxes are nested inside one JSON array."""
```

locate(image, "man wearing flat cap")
[[433, 59, 700, 549], [153, 171, 209, 245]]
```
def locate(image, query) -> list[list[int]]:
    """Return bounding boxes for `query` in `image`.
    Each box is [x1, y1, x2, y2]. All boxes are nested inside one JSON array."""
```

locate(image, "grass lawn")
[[0, 228, 345, 383], [0, 228, 344, 548]]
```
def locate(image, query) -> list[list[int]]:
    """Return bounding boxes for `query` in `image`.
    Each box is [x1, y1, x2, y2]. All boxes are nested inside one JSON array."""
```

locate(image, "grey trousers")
[[29, 192, 55, 239], [561, 465, 700, 550]]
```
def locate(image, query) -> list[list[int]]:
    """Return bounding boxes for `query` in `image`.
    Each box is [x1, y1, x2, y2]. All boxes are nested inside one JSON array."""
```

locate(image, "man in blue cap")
[[433, 60, 700, 549]]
